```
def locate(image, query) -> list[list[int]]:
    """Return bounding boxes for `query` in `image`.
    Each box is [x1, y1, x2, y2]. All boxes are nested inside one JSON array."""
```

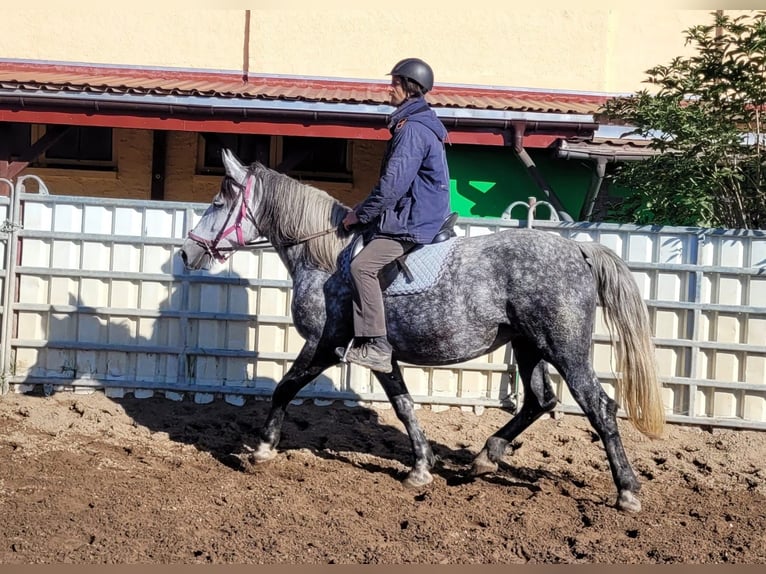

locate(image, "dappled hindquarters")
[[0, 390, 765, 564]]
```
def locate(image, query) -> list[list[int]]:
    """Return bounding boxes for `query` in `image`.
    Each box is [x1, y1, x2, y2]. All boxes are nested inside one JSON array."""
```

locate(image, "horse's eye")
[[213, 198, 225, 209]]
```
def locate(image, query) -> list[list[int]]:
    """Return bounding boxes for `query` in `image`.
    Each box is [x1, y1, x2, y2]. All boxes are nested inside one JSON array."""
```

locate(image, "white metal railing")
[[0, 182, 764, 429]]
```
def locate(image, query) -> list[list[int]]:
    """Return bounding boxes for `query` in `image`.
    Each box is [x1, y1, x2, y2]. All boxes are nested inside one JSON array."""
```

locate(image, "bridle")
[[187, 173, 341, 263]]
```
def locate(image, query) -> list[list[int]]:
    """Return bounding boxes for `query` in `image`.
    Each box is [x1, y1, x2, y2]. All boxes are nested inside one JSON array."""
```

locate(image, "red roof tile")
[[0, 60, 610, 116]]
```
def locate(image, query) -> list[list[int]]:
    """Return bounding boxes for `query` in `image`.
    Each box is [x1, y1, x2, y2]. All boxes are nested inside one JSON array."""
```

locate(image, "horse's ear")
[[222, 148, 248, 187]]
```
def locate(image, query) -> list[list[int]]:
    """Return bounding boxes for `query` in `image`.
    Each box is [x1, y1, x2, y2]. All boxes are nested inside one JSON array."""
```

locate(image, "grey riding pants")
[[349, 237, 415, 338]]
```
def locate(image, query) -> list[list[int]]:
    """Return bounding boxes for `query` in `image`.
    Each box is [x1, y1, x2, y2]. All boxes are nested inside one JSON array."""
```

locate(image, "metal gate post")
[[0, 176, 49, 394], [0, 177, 20, 394]]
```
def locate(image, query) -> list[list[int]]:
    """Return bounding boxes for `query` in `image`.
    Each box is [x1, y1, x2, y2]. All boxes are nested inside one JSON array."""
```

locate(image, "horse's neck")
[[272, 242, 306, 279]]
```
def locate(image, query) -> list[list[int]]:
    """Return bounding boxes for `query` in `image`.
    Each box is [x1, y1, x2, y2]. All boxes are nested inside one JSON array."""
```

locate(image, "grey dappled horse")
[[179, 150, 666, 513]]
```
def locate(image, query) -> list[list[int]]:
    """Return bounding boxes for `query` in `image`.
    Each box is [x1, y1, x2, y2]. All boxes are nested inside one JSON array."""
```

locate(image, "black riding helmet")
[[388, 58, 434, 93]]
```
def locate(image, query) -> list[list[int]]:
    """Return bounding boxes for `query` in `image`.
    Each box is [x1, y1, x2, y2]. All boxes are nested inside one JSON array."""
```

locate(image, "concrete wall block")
[[258, 287, 289, 316], [106, 352, 128, 379], [713, 391, 738, 418], [53, 204, 83, 233], [460, 370, 489, 399], [631, 270, 652, 300], [751, 239, 766, 268], [110, 280, 139, 309], [400, 366, 429, 397], [224, 358, 250, 386], [225, 321, 249, 350], [750, 277, 766, 307], [718, 276, 744, 306], [656, 272, 683, 302], [18, 276, 48, 304], [227, 285, 251, 315], [78, 314, 107, 343], [108, 316, 137, 344], [598, 233, 624, 258], [658, 234, 687, 264], [261, 252, 289, 281], [196, 319, 224, 348], [715, 313, 742, 344], [139, 281, 170, 309], [83, 205, 113, 234], [135, 352, 159, 382], [743, 394, 766, 422], [112, 244, 141, 273], [655, 346, 680, 378], [50, 277, 77, 305], [257, 324, 285, 353], [113, 207, 143, 236], [347, 364, 373, 395], [720, 238, 745, 268], [144, 209, 175, 239], [286, 326, 305, 354], [593, 341, 616, 373], [654, 309, 682, 339], [51, 241, 81, 270], [80, 278, 109, 308], [256, 361, 284, 385], [13, 348, 40, 377], [488, 372, 511, 403], [142, 246, 173, 274], [22, 202, 53, 232], [745, 355, 765, 385], [714, 352, 741, 382], [49, 312, 77, 340], [230, 251, 261, 279], [431, 368, 458, 397], [627, 234, 653, 263]]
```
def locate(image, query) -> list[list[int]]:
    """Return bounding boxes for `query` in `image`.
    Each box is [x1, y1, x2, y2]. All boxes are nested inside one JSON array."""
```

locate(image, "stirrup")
[[336, 339, 354, 362]]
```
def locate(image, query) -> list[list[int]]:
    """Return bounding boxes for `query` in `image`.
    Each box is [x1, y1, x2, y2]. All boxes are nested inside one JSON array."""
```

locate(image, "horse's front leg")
[[239, 345, 333, 466], [373, 360, 435, 488]]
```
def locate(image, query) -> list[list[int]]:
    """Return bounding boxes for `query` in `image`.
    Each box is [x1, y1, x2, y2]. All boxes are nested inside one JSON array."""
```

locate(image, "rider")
[[339, 57, 451, 373]]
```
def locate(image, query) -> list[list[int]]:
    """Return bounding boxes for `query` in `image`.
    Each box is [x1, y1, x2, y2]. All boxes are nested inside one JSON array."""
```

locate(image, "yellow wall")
[[0, 9, 714, 94]]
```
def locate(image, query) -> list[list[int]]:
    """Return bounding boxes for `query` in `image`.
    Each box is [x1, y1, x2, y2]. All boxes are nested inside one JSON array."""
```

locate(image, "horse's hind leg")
[[562, 361, 642, 512], [373, 360, 435, 488], [472, 342, 557, 476]]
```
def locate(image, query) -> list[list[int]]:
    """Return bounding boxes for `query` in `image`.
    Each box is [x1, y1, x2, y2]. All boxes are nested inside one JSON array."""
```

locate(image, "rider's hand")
[[342, 210, 360, 230]]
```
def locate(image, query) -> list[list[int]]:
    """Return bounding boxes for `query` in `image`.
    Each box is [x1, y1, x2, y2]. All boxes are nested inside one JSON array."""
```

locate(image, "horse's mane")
[[228, 163, 351, 273]]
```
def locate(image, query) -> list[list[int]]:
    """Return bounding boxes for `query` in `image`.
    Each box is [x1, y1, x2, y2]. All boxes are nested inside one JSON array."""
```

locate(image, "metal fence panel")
[[1, 187, 764, 429]]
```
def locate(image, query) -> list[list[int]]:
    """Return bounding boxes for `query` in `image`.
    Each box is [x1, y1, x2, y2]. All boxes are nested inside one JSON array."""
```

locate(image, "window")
[[33, 125, 115, 169], [197, 133, 352, 183], [197, 133, 270, 174], [277, 136, 351, 182], [0, 122, 32, 160]]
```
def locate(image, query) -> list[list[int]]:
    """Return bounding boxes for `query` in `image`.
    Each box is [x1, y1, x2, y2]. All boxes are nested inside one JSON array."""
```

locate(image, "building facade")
[[0, 8, 719, 220]]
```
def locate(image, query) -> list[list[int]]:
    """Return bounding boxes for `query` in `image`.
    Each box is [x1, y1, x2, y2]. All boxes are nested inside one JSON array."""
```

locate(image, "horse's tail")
[[578, 242, 666, 439]]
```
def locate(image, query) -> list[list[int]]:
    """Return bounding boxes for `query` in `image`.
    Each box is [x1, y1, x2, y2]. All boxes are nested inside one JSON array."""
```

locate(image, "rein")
[[187, 173, 341, 261]]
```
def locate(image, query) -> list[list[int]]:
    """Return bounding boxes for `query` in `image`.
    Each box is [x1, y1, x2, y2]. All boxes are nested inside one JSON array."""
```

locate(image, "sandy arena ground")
[[1, 389, 765, 564]]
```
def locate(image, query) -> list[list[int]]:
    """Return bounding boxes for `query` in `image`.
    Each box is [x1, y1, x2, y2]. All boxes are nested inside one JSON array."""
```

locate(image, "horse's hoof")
[[470, 450, 499, 476], [240, 443, 278, 464], [403, 468, 433, 489], [617, 490, 642, 513]]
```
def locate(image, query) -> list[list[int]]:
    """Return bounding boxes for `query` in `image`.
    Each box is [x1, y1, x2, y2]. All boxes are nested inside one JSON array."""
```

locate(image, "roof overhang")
[[0, 60, 611, 148]]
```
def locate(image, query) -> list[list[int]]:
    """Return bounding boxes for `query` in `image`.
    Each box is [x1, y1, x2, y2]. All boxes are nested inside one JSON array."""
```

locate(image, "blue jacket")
[[355, 96, 451, 244]]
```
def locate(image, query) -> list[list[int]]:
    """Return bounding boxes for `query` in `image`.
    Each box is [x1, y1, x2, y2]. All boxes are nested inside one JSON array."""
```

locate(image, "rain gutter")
[[0, 89, 598, 133], [555, 141, 657, 220]]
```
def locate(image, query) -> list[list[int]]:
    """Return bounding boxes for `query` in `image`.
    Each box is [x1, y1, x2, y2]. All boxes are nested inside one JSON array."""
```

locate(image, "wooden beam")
[[150, 130, 167, 201], [0, 110, 572, 148]]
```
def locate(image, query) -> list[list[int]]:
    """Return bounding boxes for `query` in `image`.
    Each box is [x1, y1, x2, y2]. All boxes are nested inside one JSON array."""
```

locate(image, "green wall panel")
[[446, 144, 594, 221]]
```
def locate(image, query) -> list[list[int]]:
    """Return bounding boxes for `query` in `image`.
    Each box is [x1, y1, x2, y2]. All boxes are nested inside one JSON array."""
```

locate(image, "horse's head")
[[179, 149, 264, 270]]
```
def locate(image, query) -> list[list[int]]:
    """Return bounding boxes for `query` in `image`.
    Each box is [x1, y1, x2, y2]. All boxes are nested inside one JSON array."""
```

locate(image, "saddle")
[[349, 212, 459, 291]]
